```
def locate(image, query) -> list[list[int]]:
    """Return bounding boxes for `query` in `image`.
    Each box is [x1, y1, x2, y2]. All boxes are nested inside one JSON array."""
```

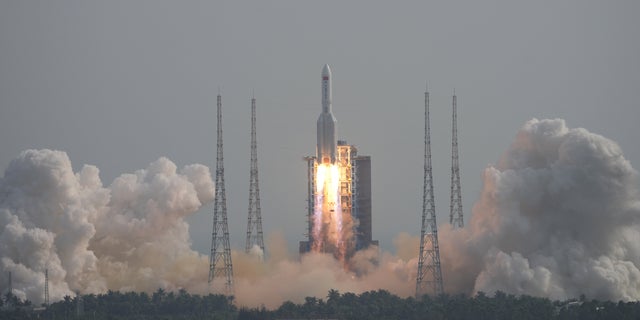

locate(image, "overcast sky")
[[1, 1, 638, 254]]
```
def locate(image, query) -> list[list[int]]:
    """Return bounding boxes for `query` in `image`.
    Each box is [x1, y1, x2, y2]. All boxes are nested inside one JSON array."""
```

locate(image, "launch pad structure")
[[300, 65, 377, 262], [300, 142, 377, 258]]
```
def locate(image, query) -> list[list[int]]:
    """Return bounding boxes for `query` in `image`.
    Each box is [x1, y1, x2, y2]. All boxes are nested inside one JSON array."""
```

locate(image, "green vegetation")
[[2, 289, 640, 319]]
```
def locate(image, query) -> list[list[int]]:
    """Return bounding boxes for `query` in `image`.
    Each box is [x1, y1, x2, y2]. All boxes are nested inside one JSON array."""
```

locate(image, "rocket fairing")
[[317, 64, 337, 164]]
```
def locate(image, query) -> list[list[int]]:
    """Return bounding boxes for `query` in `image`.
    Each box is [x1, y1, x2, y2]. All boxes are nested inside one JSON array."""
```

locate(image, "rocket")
[[317, 64, 337, 164]]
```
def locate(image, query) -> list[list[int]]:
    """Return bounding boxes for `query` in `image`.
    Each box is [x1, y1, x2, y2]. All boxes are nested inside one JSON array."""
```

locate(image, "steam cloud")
[[2, 118, 639, 306], [232, 234, 416, 308], [0, 150, 213, 303], [0, 149, 416, 307], [440, 118, 640, 301]]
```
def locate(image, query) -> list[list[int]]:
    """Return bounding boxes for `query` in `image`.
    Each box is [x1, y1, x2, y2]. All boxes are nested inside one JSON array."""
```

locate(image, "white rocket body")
[[317, 64, 337, 164]]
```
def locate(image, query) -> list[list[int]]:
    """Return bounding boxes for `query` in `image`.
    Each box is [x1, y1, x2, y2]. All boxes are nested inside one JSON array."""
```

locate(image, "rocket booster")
[[317, 64, 337, 164]]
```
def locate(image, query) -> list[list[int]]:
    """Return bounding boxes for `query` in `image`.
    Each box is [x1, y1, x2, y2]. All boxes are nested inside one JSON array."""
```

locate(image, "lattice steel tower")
[[44, 269, 49, 306], [209, 93, 234, 294], [416, 86, 444, 298], [245, 95, 265, 255], [7, 271, 12, 297], [450, 91, 464, 228]]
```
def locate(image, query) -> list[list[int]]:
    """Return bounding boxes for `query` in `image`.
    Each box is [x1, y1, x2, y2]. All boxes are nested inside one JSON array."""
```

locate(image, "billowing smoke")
[[440, 118, 640, 301], [0, 149, 416, 307], [3, 118, 639, 306], [232, 232, 417, 308], [0, 149, 213, 303]]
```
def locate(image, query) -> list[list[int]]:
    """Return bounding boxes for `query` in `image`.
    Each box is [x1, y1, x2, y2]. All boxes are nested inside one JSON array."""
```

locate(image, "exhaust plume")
[[0, 149, 416, 307], [0, 150, 213, 303], [3, 117, 639, 306], [440, 118, 640, 301]]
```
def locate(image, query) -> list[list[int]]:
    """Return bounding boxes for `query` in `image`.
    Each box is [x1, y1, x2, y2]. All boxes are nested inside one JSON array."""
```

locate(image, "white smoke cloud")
[[0, 149, 418, 307], [232, 232, 417, 308], [3, 118, 639, 306], [0, 150, 213, 303], [440, 118, 640, 301]]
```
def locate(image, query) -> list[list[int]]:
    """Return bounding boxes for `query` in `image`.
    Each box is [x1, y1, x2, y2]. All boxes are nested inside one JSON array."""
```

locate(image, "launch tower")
[[300, 65, 377, 263]]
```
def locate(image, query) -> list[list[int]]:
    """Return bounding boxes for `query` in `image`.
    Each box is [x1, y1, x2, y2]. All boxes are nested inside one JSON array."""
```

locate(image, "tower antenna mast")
[[209, 93, 234, 294], [450, 90, 464, 228], [44, 268, 49, 306], [416, 85, 444, 298], [245, 95, 265, 256], [8, 271, 12, 297]]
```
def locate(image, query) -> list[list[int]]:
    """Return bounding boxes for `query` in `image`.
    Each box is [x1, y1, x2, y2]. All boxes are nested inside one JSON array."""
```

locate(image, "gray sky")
[[1, 1, 638, 254]]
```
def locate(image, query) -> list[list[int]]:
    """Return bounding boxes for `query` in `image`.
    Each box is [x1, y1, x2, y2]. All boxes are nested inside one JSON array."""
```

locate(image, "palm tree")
[[327, 289, 340, 304]]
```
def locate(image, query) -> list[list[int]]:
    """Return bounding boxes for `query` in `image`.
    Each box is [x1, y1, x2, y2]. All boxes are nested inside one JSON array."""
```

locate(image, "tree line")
[[2, 288, 640, 319]]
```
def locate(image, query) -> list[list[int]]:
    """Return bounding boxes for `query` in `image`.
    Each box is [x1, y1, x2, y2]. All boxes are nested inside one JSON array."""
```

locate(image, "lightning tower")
[[44, 269, 49, 306], [416, 86, 444, 298], [209, 93, 234, 294], [7, 271, 12, 297], [245, 95, 265, 256], [450, 91, 464, 228]]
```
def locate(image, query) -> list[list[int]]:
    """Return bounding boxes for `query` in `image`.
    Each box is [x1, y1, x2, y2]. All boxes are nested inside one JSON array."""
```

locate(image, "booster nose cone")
[[322, 64, 331, 79], [321, 64, 333, 114]]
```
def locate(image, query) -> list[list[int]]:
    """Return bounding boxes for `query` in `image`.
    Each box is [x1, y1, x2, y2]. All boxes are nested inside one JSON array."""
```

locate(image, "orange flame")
[[312, 163, 346, 263]]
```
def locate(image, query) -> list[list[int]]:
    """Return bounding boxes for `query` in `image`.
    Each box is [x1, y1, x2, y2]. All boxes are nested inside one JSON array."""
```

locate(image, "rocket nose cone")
[[322, 64, 331, 77]]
